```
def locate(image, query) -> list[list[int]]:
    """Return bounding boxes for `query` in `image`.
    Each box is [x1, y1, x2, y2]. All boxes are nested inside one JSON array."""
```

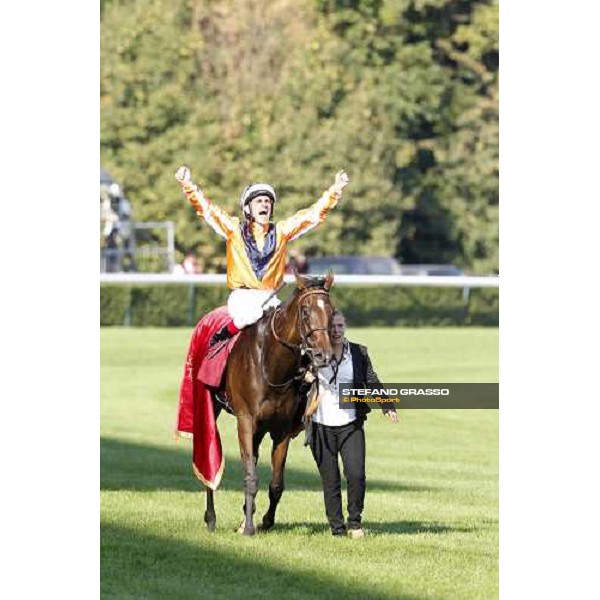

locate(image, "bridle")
[[262, 287, 332, 388], [272, 288, 331, 355]]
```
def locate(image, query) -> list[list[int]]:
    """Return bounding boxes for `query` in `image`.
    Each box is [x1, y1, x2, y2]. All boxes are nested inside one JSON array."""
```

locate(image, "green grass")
[[101, 327, 498, 599]]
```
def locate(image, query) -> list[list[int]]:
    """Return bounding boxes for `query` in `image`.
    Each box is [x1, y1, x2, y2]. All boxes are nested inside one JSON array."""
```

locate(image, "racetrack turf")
[[101, 327, 498, 599]]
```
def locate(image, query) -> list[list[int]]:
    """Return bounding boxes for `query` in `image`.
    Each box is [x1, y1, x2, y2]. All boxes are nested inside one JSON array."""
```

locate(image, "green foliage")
[[334, 286, 467, 326], [129, 286, 191, 326], [100, 283, 498, 327], [468, 286, 500, 326], [100, 285, 131, 326], [101, 0, 498, 273]]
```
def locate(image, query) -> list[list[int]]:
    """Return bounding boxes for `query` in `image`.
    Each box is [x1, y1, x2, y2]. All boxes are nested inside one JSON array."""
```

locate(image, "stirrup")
[[209, 324, 231, 346]]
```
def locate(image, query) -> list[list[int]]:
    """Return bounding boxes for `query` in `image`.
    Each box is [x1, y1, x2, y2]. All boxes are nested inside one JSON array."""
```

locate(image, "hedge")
[[100, 284, 498, 327]]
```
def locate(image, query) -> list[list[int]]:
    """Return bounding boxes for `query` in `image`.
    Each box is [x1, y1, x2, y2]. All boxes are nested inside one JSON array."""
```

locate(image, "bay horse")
[[204, 271, 335, 535]]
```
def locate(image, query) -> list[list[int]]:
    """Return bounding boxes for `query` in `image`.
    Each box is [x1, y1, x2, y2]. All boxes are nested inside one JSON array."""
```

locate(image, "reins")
[[262, 287, 331, 389]]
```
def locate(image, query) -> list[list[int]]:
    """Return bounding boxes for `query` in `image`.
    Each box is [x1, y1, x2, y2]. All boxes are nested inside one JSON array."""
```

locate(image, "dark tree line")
[[101, 0, 498, 273]]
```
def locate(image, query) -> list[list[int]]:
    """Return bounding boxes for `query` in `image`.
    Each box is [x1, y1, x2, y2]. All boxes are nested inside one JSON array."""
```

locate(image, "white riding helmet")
[[239, 183, 277, 218]]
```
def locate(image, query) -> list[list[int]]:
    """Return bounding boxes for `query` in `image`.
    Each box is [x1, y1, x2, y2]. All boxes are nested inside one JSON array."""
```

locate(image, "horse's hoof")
[[236, 518, 246, 534], [259, 518, 274, 532], [236, 518, 256, 535], [204, 512, 216, 532]]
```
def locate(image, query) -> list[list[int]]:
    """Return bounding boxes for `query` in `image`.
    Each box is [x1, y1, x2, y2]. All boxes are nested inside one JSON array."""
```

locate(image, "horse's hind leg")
[[204, 488, 216, 532], [261, 434, 291, 531], [203, 400, 221, 532], [237, 415, 259, 535]]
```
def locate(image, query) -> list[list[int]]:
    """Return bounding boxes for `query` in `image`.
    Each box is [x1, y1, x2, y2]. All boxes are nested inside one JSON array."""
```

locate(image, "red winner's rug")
[[176, 306, 240, 490]]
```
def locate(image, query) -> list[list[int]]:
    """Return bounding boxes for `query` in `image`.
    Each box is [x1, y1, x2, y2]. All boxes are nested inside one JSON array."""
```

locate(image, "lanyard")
[[328, 342, 348, 385]]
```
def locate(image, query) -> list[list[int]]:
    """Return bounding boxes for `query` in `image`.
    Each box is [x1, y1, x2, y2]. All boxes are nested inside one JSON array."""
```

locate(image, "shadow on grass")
[[101, 437, 437, 494], [101, 523, 426, 600], [365, 521, 473, 535], [262, 520, 469, 536]]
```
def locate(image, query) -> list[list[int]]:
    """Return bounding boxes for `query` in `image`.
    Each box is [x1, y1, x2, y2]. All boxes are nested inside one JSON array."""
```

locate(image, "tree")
[[101, 0, 499, 273]]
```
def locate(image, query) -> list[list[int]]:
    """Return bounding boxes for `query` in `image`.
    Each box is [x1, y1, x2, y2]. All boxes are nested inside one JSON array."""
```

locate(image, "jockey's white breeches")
[[227, 288, 281, 329]]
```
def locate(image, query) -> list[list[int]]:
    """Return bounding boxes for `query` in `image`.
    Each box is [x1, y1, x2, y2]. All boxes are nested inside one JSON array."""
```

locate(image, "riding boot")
[[209, 322, 240, 346]]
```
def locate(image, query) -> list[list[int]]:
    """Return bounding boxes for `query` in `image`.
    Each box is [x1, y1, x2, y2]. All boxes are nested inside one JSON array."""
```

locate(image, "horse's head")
[[293, 270, 335, 368]]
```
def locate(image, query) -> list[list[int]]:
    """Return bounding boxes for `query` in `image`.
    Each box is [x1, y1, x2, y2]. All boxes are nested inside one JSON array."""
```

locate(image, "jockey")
[[175, 166, 350, 345]]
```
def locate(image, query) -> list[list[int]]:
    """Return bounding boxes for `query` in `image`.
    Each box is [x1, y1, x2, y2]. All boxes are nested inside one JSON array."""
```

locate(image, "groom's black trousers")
[[309, 419, 366, 534]]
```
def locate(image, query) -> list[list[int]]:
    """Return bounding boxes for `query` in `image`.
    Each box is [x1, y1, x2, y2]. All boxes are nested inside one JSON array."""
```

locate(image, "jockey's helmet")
[[240, 183, 277, 218]]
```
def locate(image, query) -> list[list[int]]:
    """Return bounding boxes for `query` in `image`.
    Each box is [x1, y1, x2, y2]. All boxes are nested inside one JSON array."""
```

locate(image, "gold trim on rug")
[[193, 458, 225, 491]]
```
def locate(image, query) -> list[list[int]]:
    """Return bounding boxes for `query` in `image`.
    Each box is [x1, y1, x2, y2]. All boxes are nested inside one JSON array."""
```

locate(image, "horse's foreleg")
[[204, 488, 216, 532], [237, 415, 259, 535], [261, 434, 291, 531]]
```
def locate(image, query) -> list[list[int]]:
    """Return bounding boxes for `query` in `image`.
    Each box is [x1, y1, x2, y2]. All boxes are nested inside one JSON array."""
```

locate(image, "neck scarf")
[[240, 221, 277, 281]]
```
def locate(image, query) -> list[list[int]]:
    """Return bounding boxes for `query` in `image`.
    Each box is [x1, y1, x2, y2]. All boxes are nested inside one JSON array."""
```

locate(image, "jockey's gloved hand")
[[330, 170, 350, 196], [175, 166, 192, 185], [335, 170, 349, 188]]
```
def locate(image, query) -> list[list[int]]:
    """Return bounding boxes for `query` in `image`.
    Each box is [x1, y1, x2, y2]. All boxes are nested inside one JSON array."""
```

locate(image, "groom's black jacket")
[[349, 342, 395, 422]]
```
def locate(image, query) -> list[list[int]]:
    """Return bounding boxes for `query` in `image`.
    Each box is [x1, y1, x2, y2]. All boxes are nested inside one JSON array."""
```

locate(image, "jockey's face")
[[330, 314, 346, 345], [248, 195, 273, 225]]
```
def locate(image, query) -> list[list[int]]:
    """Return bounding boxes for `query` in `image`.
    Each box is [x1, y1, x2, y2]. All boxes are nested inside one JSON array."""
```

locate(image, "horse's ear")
[[324, 270, 334, 291], [294, 266, 306, 289]]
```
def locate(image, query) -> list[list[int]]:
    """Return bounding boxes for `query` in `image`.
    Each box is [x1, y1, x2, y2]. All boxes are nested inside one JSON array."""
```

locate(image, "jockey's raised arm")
[[176, 166, 237, 240], [175, 165, 349, 344], [278, 170, 349, 241]]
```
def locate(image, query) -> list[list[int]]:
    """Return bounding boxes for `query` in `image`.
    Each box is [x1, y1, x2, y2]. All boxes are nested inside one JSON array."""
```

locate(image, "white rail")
[[100, 273, 499, 288]]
